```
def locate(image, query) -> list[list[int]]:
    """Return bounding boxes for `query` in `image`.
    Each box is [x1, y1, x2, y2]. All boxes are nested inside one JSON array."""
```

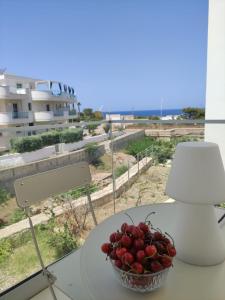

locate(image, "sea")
[[103, 109, 182, 118]]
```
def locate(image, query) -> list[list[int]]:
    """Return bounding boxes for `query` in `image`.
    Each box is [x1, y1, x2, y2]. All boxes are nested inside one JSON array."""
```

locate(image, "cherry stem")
[[144, 211, 156, 223], [165, 232, 175, 246], [124, 212, 134, 225], [156, 227, 162, 234]]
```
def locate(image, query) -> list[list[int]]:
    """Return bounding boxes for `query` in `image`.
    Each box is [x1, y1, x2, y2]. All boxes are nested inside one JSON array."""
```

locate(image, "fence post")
[[137, 153, 140, 174], [109, 121, 116, 214], [128, 160, 130, 186]]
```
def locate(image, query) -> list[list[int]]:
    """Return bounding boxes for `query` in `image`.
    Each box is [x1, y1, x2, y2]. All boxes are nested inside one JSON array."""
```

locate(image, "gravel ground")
[[81, 164, 170, 239]]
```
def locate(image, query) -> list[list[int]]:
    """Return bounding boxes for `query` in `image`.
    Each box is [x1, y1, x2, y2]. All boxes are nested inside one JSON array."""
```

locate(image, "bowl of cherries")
[[101, 213, 176, 293]]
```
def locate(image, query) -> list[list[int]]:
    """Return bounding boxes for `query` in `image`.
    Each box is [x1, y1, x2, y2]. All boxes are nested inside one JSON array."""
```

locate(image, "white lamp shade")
[[166, 142, 225, 205]]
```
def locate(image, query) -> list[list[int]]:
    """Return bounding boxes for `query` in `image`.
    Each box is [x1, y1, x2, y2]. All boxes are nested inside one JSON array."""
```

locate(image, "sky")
[[0, 0, 208, 111]]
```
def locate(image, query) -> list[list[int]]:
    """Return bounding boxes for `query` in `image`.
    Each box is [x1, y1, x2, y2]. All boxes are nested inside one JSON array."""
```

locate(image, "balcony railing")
[[69, 109, 77, 116], [12, 111, 29, 119], [0, 119, 225, 299], [0, 111, 33, 124], [31, 90, 77, 103], [53, 110, 64, 117]]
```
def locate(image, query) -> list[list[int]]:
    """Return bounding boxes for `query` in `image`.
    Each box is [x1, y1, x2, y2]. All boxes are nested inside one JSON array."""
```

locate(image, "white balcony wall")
[[0, 112, 33, 125], [34, 111, 54, 122], [205, 0, 225, 165], [31, 90, 76, 103], [34, 110, 70, 122]]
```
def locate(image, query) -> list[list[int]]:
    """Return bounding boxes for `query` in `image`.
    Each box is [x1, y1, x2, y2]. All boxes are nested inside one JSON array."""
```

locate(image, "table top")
[[80, 203, 225, 300]]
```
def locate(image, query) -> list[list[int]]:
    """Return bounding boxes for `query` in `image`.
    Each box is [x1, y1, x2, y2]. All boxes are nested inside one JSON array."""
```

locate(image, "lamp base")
[[174, 202, 225, 266]]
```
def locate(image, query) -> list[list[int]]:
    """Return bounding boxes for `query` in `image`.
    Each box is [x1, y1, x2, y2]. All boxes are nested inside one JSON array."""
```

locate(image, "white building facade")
[[205, 0, 225, 165], [0, 72, 78, 149]]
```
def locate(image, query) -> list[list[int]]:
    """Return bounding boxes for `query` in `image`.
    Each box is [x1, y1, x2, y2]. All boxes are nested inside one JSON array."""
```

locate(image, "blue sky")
[[0, 0, 208, 111]]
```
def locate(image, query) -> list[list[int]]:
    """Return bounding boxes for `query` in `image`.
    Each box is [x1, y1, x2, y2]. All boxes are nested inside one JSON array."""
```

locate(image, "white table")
[[80, 203, 225, 300]]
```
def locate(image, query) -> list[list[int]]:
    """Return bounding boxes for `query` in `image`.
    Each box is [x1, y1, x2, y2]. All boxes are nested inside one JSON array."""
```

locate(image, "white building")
[[0, 72, 78, 149], [105, 113, 134, 129], [205, 0, 225, 165]]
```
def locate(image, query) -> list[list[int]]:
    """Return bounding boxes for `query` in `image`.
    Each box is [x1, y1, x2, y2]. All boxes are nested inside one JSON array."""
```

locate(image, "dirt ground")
[[81, 164, 170, 240], [0, 152, 136, 226]]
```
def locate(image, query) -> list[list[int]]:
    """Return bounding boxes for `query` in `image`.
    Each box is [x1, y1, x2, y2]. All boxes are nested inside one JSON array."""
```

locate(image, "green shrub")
[[103, 123, 110, 134], [0, 187, 10, 205], [126, 137, 155, 157], [10, 128, 83, 153], [126, 137, 174, 164], [60, 128, 83, 144], [0, 218, 6, 228], [87, 124, 98, 134], [115, 165, 128, 178], [150, 144, 173, 164], [63, 183, 98, 199], [0, 239, 13, 264], [47, 223, 78, 258], [10, 135, 43, 153], [85, 143, 101, 165], [8, 230, 32, 249], [40, 131, 61, 146], [10, 208, 27, 223]]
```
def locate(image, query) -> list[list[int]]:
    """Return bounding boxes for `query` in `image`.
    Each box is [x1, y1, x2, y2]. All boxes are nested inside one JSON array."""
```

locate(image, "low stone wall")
[[0, 131, 123, 169], [145, 127, 204, 137], [0, 157, 152, 239], [111, 130, 145, 151], [0, 145, 105, 194]]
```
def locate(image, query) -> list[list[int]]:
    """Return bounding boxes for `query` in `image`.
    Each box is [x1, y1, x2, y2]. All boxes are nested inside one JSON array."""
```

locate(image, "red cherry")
[[154, 241, 166, 254], [150, 260, 163, 273], [145, 245, 157, 257], [109, 249, 118, 260], [131, 262, 144, 274], [109, 232, 117, 243], [114, 260, 122, 269], [134, 238, 144, 250], [122, 252, 134, 265], [115, 232, 123, 242], [126, 225, 135, 234], [121, 223, 129, 233], [121, 235, 132, 248], [136, 250, 146, 263], [138, 222, 149, 233], [167, 245, 176, 257], [101, 243, 112, 254], [129, 246, 137, 256], [137, 228, 145, 239], [131, 227, 139, 238], [154, 231, 163, 241], [160, 255, 172, 268], [163, 237, 171, 244], [116, 247, 127, 259], [122, 264, 130, 271]]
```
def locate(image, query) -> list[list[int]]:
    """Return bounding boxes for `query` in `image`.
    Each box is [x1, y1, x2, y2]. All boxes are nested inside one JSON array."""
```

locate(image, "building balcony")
[[31, 90, 77, 103], [34, 110, 70, 122], [0, 111, 33, 125], [0, 86, 27, 100]]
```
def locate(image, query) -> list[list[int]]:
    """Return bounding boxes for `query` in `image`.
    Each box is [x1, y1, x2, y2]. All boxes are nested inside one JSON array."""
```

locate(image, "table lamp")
[[166, 142, 225, 266]]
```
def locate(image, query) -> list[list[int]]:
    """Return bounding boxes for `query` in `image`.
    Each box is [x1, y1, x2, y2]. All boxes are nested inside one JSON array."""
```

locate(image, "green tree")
[[148, 116, 160, 120], [103, 123, 110, 134], [83, 108, 93, 119], [182, 107, 205, 119], [77, 102, 81, 120], [87, 124, 98, 134], [93, 111, 103, 120]]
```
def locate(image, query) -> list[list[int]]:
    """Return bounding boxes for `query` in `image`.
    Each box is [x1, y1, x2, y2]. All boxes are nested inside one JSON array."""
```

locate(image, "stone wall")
[[0, 145, 105, 194], [111, 130, 145, 151]]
